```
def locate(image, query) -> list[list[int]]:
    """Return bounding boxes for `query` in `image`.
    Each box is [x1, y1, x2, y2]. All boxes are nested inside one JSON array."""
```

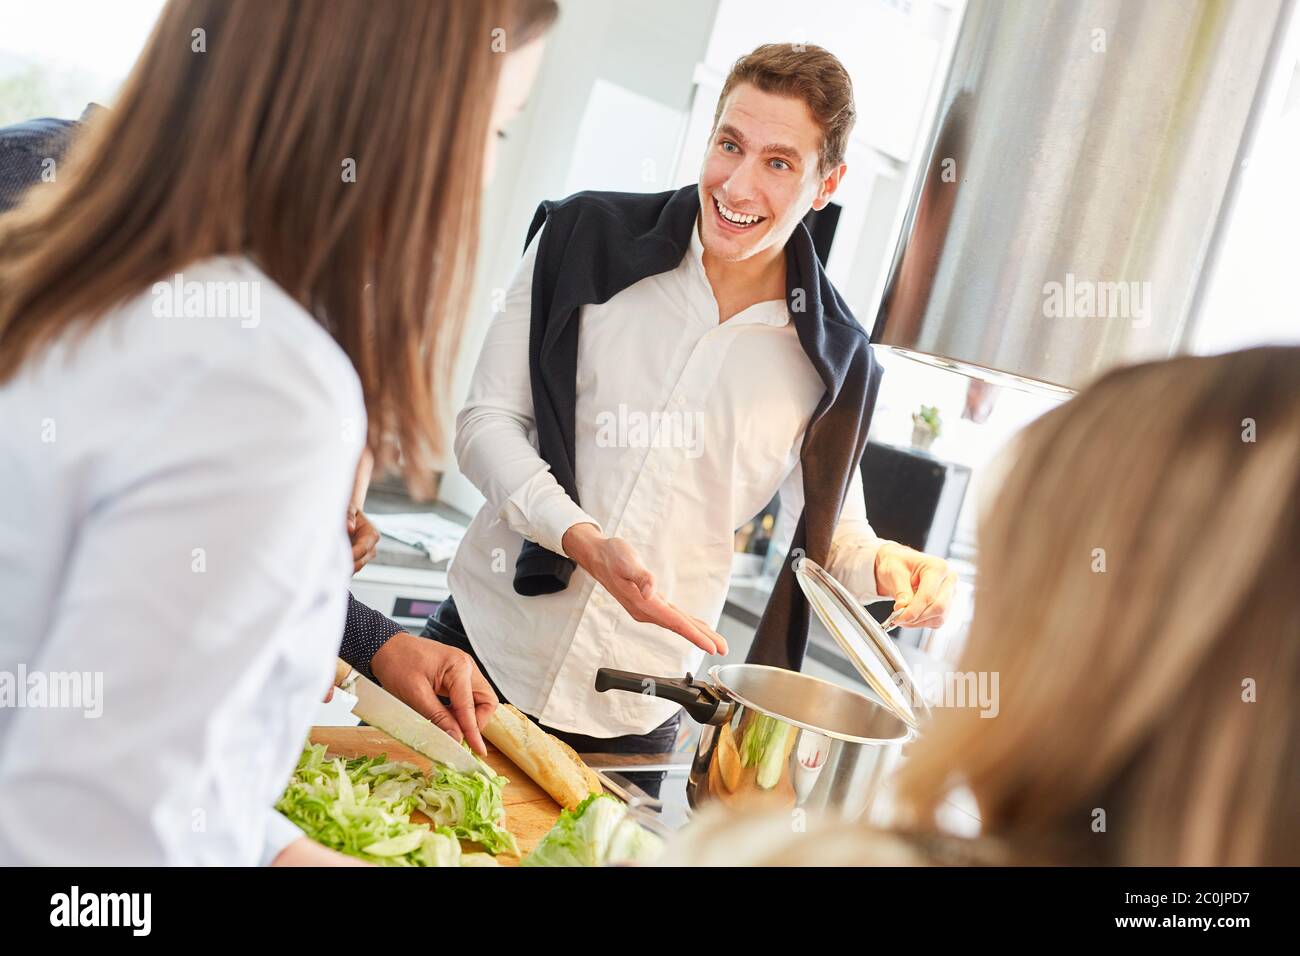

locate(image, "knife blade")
[[333, 659, 487, 776]]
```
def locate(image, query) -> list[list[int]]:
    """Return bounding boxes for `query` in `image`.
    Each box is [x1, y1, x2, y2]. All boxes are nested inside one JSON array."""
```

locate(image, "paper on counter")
[[369, 512, 466, 564]]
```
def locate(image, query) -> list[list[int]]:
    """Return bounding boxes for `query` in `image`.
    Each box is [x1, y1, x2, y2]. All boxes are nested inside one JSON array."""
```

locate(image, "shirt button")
[[650, 462, 660, 474], [675, 395, 687, 406]]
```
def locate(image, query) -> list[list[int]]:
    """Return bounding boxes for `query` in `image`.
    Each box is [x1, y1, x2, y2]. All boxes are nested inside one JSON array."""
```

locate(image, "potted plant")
[[911, 404, 942, 452]]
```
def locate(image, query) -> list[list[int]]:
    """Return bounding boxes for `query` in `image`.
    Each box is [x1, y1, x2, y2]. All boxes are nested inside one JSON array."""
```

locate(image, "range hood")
[[872, 0, 1294, 394]]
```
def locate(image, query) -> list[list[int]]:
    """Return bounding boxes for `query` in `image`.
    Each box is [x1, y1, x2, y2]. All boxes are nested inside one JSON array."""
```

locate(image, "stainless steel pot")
[[594, 558, 928, 821], [596, 662, 914, 821]]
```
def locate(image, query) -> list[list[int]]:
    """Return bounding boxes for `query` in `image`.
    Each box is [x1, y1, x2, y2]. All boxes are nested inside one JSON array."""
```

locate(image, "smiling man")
[[349, 44, 957, 755]]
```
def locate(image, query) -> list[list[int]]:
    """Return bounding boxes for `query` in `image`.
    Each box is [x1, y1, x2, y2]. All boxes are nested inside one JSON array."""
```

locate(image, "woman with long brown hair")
[[667, 346, 1300, 866], [0, 0, 557, 865]]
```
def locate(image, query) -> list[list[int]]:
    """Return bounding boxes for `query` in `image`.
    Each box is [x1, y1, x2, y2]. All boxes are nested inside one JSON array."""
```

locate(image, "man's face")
[[697, 82, 844, 262]]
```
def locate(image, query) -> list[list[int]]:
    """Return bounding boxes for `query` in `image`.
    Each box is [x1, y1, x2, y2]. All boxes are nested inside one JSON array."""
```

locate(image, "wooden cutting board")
[[308, 725, 562, 865]]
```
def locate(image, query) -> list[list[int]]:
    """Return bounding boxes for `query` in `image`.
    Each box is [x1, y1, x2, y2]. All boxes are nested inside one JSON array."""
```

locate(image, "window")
[[0, 0, 166, 126]]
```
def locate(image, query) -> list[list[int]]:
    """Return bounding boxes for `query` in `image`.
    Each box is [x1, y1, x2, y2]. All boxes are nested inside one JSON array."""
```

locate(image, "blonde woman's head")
[[896, 346, 1300, 865]]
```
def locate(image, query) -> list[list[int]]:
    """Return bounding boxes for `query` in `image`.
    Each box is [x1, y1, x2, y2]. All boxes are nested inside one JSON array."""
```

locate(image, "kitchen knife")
[[332, 659, 487, 777]]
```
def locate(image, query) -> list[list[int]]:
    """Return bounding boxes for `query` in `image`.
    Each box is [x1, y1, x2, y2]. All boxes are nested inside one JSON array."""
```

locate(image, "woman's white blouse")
[[0, 256, 364, 864]]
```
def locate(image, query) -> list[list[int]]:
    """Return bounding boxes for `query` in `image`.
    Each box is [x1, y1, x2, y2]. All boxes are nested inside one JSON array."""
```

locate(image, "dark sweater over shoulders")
[[517, 184, 884, 669]]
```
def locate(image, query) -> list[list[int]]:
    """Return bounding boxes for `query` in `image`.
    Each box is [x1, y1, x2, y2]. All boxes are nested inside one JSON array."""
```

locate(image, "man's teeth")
[[716, 198, 764, 226]]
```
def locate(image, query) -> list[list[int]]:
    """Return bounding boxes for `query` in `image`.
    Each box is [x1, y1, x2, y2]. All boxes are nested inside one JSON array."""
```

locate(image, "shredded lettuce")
[[522, 793, 665, 867], [416, 764, 517, 856], [275, 744, 513, 864]]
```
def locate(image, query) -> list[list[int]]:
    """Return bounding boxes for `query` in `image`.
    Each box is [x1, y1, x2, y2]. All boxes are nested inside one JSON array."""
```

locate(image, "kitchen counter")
[[364, 489, 465, 571]]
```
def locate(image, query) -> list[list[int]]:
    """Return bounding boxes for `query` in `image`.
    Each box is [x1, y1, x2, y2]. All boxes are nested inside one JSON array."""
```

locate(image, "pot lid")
[[793, 556, 928, 730]]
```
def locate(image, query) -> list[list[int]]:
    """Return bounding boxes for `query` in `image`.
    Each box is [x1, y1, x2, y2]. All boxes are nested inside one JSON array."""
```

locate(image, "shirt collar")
[[687, 215, 791, 328]]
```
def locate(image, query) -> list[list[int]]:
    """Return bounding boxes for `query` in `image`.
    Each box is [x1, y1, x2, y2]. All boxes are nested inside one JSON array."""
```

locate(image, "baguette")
[[483, 703, 602, 809]]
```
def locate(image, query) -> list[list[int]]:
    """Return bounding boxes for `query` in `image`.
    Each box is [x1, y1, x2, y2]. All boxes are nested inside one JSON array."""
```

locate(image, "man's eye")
[[770, 159, 790, 171], [720, 141, 738, 153]]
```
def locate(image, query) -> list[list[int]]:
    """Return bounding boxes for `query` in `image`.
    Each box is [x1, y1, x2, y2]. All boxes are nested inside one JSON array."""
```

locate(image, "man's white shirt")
[[449, 218, 887, 737]]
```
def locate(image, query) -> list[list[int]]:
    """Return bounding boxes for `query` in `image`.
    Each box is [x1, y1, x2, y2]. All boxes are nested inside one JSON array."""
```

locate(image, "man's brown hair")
[[713, 43, 857, 175], [0, 0, 558, 496]]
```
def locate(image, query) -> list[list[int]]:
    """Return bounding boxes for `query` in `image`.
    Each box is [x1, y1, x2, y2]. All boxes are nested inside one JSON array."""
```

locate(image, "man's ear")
[[811, 163, 847, 211]]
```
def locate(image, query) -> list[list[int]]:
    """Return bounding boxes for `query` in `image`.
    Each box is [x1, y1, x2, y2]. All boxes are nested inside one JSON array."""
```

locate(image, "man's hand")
[[873, 541, 957, 629], [369, 633, 497, 754], [562, 523, 728, 655]]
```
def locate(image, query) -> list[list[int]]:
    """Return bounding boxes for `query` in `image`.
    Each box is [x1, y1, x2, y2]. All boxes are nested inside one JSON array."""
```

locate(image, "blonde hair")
[[896, 347, 1300, 865]]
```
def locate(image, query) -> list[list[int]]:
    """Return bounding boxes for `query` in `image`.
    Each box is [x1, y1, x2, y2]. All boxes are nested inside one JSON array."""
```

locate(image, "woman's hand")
[[347, 510, 380, 573], [272, 836, 372, 866], [347, 449, 379, 573]]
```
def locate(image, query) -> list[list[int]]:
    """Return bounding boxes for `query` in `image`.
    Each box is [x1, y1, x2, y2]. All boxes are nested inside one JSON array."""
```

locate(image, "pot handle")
[[594, 668, 725, 725]]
